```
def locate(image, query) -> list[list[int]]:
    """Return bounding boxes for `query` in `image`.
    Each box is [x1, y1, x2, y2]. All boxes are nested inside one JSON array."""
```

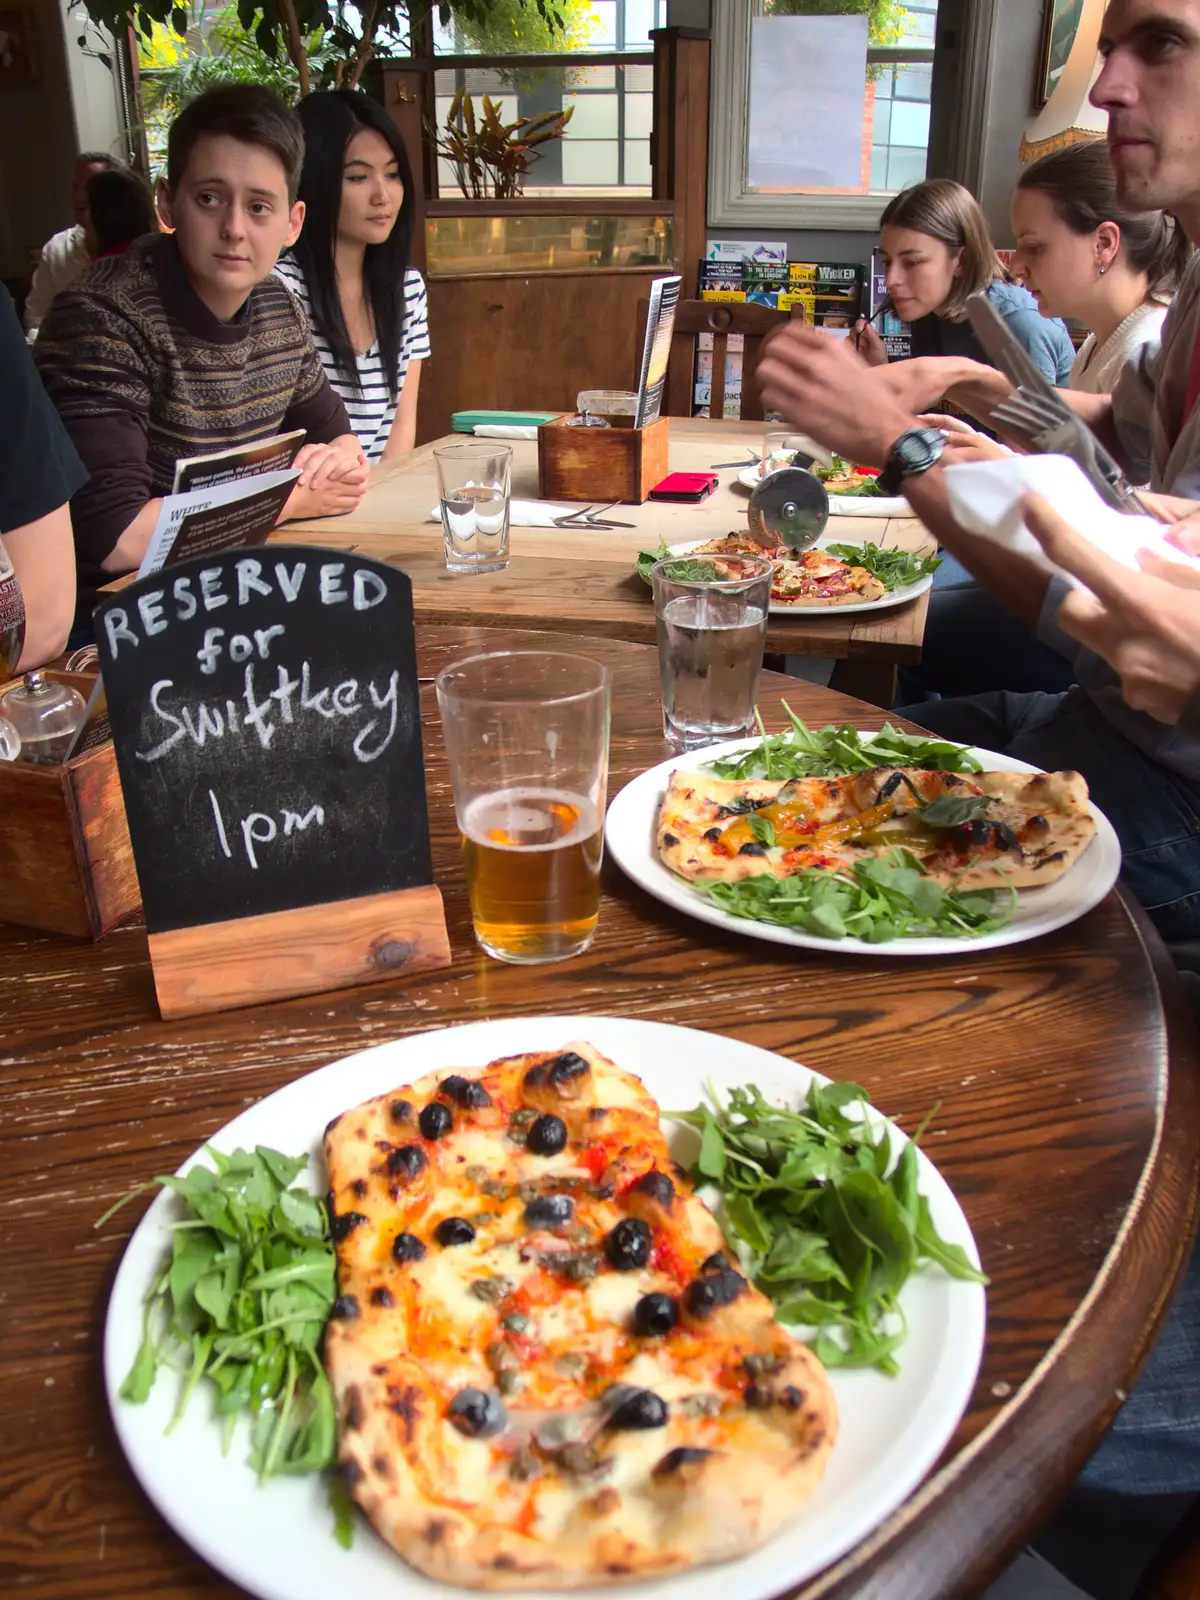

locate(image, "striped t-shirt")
[[275, 257, 430, 461]]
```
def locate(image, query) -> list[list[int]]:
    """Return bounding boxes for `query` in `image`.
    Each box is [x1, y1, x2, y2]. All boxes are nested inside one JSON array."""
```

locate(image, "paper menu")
[[137, 469, 300, 578], [172, 429, 305, 494], [633, 274, 682, 430]]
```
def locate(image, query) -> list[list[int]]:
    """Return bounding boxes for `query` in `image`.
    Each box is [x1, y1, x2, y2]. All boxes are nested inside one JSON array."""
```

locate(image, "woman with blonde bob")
[[854, 177, 1075, 385]]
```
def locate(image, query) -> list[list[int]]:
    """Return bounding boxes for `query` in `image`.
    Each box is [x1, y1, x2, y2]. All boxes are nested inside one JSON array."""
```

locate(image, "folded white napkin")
[[471, 424, 540, 441], [943, 454, 1200, 586], [429, 500, 581, 528]]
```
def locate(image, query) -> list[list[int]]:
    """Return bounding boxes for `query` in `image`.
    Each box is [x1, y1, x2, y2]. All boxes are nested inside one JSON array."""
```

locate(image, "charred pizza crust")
[[657, 765, 1096, 891], [324, 1042, 837, 1590]]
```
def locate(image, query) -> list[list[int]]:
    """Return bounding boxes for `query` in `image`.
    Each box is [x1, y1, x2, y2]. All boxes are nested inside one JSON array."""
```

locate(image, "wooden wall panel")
[[419, 271, 665, 442]]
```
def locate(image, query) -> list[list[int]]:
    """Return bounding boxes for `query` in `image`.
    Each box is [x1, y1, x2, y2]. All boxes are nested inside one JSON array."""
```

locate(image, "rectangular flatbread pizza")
[[324, 1043, 837, 1589], [657, 765, 1096, 892]]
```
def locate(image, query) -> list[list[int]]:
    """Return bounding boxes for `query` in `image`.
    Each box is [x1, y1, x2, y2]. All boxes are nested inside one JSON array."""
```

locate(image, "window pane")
[[887, 145, 929, 190], [888, 101, 930, 147], [875, 68, 894, 101], [624, 92, 653, 138], [564, 92, 619, 139], [872, 99, 892, 143], [561, 141, 620, 185], [624, 138, 652, 185], [894, 62, 932, 101], [870, 145, 889, 190], [623, 0, 658, 47]]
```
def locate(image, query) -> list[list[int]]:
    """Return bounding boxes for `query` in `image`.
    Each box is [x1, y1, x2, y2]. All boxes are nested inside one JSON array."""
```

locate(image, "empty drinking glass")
[[434, 443, 512, 574], [651, 555, 773, 751]]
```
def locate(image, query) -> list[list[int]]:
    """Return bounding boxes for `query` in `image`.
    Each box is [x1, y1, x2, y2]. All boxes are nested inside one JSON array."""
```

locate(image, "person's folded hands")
[[281, 438, 369, 521], [1023, 491, 1200, 726]]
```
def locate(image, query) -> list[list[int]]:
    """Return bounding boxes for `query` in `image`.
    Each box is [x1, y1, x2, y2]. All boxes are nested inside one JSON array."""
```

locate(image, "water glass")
[[434, 443, 511, 574], [652, 555, 773, 751], [436, 652, 612, 965]]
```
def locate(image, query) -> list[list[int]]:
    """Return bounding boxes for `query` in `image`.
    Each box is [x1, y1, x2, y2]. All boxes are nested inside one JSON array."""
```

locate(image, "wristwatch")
[[876, 426, 946, 497]]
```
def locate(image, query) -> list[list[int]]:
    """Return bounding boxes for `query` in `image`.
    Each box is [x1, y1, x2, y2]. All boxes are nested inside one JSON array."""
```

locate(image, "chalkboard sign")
[[95, 547, 434, 937]]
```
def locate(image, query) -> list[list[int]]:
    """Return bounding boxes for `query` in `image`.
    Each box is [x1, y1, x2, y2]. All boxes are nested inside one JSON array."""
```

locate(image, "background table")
[[1, 630, 1196, 1600], [284, 419, 934, 707]]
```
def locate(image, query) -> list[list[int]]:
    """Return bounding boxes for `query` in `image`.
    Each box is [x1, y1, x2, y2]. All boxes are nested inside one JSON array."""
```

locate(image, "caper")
[[517, 1180, 541, 1203], [555, 1352, 587, 1378], [680, 1393, 722, 1418], [465, 1164, 489, 1183], [481, 1180, 509, 1201], [497, 1369, 521, 1396], [501, 1311, 530, 1334], [469, 1276, 513, 1303], [560, 1253, 600, 1281], [744, 1351, 780, 1378], [509, 1447, 541, 1482], [568, 1224, 593, 1247]]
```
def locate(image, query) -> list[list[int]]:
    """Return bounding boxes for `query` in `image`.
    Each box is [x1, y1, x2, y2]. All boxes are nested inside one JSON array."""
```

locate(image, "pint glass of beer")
[[436, 652, 612, 964]]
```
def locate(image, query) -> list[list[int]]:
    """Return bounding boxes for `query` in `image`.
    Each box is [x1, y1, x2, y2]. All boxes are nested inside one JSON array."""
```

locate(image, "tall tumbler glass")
[[434, 442, 512, 573], [652, 554, 773, 751], [436, 652, 612, 964]]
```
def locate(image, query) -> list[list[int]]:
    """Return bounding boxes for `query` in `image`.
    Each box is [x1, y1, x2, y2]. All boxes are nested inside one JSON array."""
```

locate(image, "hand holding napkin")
[[942, 455, 1200, 588]]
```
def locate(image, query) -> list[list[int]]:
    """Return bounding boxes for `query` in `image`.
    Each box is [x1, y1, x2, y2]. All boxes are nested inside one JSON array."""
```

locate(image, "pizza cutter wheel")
[[748, 466, 829, 553]]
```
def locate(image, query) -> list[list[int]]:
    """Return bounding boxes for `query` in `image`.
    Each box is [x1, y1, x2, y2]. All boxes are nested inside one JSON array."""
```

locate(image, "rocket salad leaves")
[[704, 705, 985, 782], [673, 1081, 988, 1375]]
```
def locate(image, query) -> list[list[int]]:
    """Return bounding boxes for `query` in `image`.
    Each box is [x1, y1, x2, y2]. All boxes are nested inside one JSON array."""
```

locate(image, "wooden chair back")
[[635, 298, 808, 422]]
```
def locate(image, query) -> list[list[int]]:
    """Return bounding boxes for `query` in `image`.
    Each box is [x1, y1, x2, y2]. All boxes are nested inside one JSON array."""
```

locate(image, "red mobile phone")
[[648, 472, 719, 503]]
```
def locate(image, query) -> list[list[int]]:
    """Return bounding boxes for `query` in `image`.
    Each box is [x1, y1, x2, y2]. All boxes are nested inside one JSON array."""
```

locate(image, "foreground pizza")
[[323, 1043, 837, 1589], [688, 532, 886, 607], [657, 765, 1096, 890]]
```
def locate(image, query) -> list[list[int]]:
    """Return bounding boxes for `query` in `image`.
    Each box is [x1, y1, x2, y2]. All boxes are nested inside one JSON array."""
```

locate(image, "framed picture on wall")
[[0, 4, 38, 85], [1037, 0, 1086, 108]]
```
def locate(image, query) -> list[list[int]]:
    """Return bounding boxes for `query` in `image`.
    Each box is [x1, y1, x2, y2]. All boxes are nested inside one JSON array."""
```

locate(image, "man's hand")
[[1024, 492, 1200, 726], [919, 412, 1012, 464], [281, 437, 369, 521], [758, 324, 914, 465]]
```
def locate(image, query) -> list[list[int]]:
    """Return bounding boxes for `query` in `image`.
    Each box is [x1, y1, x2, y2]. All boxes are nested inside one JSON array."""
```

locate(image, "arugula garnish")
[[673, 1081, 988, 1374], [703, 848, 1016, 943], [824, 541, 941, 591], [704, 704, 984, 781], [102, 1146, 344, 1506], [635, 541, 722, 585]]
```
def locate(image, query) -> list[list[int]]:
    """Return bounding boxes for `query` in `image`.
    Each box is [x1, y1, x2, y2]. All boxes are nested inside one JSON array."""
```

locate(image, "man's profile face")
[[72, 160, 110, 230], [1092, 0, 1200, 215]]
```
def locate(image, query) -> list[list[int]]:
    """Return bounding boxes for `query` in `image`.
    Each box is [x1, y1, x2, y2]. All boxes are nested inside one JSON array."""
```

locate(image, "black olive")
[[524, 1194, 574, 1228], [606, 1217, 652, 1271], [330, 1209, 368, 1241], [523, 1063, 548, 1090], [331, 1294, 360, 1319], [779, 1385, 805, 1411], [633, 1292, 678, 1338], [701, 1251, 730, 1273], [702, 827, 721, 842], [386, 1145, 428, 1182], [607, 1387, 669, 1430], [991, 821, 1022, 853], [745, 1382, 773, 1409], [392, 1231, 426, 1264], [877, 771, 907, 801], [662, 832, 679, 846], [961, 819, 991, 847], [419, 1102, 453, 1140], [388, 1099, 413, 1123], [684, 1267, 746, 1318], [652, 1446, 712, 1478], [526, 1114, 568, 1157], [440, 1074, 493, 1110], [448, 1388, 508, 1438], [632, 1170, 675, 1207], [546, 1051, 591, 1088], [435, 1216, 477, 1247], [738, 841, 768, 857], [371, 1287, 395, 1308]]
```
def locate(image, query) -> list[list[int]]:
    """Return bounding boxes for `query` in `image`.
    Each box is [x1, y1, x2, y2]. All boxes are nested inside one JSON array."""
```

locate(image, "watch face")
[[897, 429, 940, 472]]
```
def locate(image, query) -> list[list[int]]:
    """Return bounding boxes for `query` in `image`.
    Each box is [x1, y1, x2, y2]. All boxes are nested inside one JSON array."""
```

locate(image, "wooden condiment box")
[[0, 671, 140, 939], [537, 415, 670, 505]]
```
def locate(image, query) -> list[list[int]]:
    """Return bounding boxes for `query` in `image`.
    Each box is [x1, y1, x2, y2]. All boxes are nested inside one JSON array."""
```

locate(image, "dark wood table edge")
[[794, 892, 1200, 1600]]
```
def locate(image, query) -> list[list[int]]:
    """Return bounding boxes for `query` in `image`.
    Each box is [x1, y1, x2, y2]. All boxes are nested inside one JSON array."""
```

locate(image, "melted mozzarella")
[[584, 1271, 647, 1327]]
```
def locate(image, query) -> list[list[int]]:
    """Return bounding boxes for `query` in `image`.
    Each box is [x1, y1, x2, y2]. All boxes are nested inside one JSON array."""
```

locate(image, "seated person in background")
[[24, 150, 121, 341], [275, 90, 429, 462], [84, 167, 159, 260], [34, 83, 367, 634], [1, 284, 81, 667], [852, 177, 1076, 388]]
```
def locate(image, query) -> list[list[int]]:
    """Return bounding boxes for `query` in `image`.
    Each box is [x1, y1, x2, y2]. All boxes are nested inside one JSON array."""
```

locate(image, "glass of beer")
[[436, 652, 611, 964]]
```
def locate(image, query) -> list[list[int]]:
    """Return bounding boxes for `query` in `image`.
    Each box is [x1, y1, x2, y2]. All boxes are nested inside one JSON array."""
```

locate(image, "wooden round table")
[[2, 628, 1196, 1600]]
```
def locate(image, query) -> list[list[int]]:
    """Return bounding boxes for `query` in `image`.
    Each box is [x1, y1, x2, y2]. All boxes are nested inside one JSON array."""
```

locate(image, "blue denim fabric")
[[894, 687, 1200, 942]]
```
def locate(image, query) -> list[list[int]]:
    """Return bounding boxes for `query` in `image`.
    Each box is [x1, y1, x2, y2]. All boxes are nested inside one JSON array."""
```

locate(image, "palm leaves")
[[429, 89, 574, 199]]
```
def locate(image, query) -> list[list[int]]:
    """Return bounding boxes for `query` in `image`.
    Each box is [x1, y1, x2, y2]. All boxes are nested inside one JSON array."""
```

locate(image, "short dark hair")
[[76, 150, 120, 171], [167, 84, 304, 201], [287, 91, 416, 401], [1017, 138, 1191, 300], [86, 168, 158, 254], [880, 178, 1009, 321]]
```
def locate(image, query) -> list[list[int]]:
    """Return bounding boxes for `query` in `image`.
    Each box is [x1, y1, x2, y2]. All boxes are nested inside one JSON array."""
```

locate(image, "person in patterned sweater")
[[35, 84, 369, 631]]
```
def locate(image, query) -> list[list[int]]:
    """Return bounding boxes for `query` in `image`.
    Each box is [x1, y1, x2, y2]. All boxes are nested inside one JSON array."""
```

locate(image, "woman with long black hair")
[[276, 90, 429, 460]]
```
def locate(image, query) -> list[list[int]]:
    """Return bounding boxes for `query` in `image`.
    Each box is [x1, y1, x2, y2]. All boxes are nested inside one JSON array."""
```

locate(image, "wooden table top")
[[282, 419, 934, 706], [3, 627, 1196, 1600]]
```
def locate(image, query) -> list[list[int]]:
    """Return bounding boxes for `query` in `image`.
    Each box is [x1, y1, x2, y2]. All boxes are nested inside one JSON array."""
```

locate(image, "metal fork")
[[989, 384, 1149, 515]]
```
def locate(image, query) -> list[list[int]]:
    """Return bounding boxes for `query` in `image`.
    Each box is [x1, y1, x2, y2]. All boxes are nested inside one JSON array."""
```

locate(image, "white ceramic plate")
[[665, 540, 934, 617], [104, 1016, 987, 1600], [605, 739, 1122, 959], [735, 464, 915, 517]]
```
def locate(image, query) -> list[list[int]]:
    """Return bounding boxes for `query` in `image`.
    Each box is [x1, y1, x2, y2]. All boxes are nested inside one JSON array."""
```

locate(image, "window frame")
[[707, 0, 939, 230]]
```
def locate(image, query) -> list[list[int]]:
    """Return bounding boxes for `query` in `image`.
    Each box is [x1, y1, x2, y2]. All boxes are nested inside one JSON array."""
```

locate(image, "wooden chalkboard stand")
[[148, 884, 451, 1020]]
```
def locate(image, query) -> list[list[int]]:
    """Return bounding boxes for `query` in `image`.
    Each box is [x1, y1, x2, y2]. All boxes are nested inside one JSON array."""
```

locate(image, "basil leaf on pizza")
[[918, 794, 994, 828]]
